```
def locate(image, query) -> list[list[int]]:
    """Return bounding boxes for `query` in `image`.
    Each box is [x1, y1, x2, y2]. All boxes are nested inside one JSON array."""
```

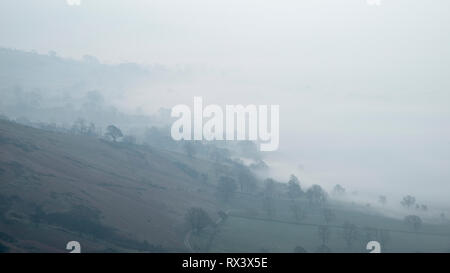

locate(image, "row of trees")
[[70, 119, 130, 143], [400, 195, 428, 211]]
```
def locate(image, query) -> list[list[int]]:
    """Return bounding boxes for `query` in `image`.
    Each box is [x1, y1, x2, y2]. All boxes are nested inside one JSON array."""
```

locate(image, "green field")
[[191, 196, 450, 253]]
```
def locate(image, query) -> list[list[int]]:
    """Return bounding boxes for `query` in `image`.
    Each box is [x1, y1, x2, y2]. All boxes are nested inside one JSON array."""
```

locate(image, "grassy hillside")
[[189, 192, 450, 253], [0, 119, 221, 252], [1, 119, 449, 253]]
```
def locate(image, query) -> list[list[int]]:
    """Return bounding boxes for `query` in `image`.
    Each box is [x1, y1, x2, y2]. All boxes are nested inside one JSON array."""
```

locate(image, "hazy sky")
[[1, 0, 450, 203]]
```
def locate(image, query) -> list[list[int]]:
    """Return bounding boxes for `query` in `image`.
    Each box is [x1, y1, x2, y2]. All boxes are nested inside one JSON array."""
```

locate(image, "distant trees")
[[401, 196, 428, 212], [306, 185, 327, 207], [404, 215, 422, 232], [216, 176, 237, 203], [418, 204, 428, 212], [105, 125, 123, 142], [86, 122, 96, 137], [401, 195, 416, 209], [287, 175, 303, 199], [185, 207, 213, 233], [332, 184, 346, 197], [342, 222, 359, 249], [71, 118, 97, 136]]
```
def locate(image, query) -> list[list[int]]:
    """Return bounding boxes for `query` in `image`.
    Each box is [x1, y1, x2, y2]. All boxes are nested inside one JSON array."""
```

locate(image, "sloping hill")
[[0, 119, 219, 252]]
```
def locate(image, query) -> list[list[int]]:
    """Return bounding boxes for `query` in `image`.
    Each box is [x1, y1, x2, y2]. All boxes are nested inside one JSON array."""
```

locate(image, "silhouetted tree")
[[287, 174, 303, 199], [185, 207, 213, 233], [105, 125, 123, 142]]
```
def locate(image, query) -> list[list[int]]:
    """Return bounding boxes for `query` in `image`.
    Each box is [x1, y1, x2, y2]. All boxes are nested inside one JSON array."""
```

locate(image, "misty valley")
[[0, 47, 449, 254]]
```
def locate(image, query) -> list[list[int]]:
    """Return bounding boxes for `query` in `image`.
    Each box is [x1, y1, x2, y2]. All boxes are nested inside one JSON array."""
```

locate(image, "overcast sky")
[[1, 0, 450, 204]]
